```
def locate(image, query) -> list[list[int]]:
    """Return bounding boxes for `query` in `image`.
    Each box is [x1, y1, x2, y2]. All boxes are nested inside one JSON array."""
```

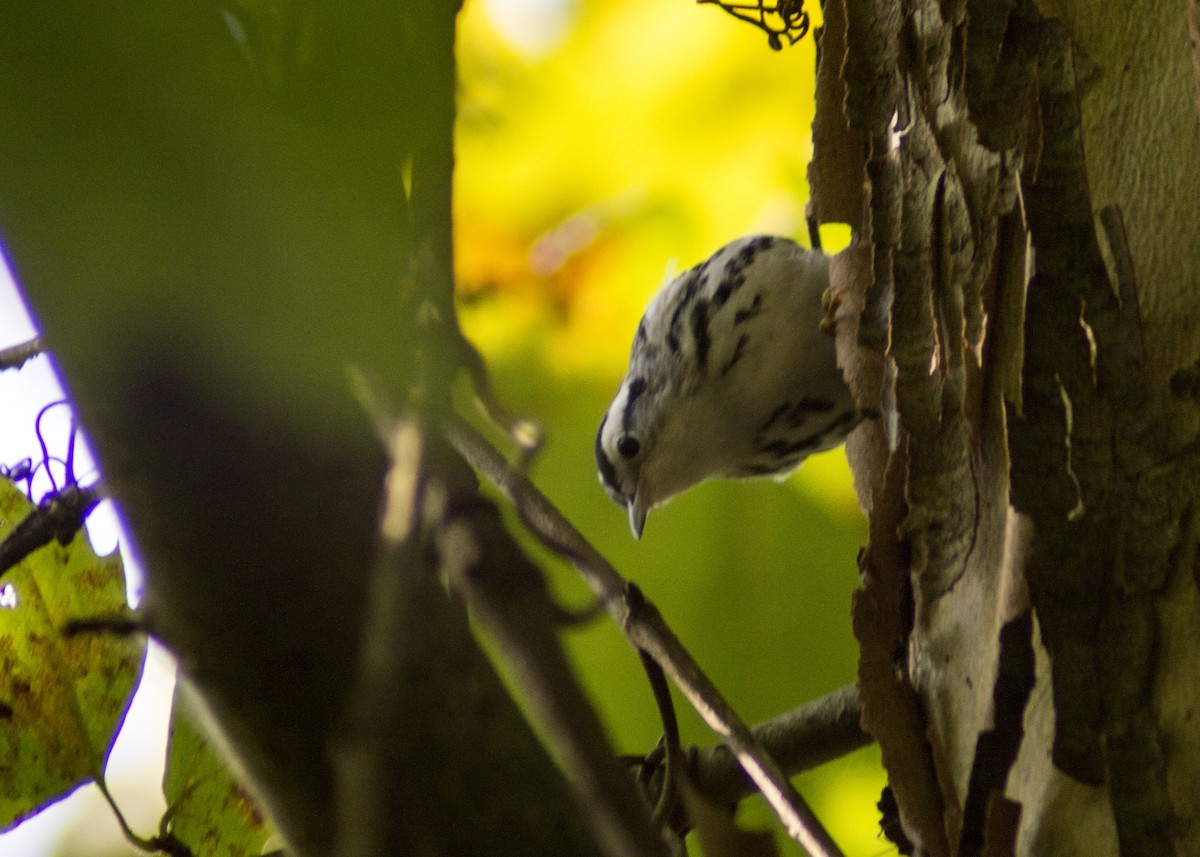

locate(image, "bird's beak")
[[627, 491, 648, 540]]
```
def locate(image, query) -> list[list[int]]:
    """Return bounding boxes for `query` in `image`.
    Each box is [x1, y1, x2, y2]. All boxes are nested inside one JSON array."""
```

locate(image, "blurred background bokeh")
[[454, 0, 886, 854], [0, 0, 888, 853]]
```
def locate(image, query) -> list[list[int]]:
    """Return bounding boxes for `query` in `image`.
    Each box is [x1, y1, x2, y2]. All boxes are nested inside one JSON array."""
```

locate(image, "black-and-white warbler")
[[596, 235, 862, 538]]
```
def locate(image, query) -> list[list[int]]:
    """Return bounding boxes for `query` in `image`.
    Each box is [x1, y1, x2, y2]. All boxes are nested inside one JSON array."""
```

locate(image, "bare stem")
[[0, 337, 43, 372]]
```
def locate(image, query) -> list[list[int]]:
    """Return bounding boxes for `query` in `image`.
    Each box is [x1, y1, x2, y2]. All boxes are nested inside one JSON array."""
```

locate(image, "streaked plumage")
[[596, 235, 860, 538]]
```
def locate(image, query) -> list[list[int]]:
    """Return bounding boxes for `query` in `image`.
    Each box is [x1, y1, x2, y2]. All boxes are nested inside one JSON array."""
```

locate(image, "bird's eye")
[[616, 433, 641, 459]]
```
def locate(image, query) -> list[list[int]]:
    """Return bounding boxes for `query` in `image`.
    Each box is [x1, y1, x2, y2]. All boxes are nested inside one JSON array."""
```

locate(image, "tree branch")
[[654, 685, 870, 810], [334, 420, 426, 857], [438, 489, 665, 857], [445, 415, 847, 857]]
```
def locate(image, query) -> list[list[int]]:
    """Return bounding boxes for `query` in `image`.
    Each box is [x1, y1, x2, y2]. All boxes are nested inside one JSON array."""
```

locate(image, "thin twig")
[[632, 685, 870, 833], [635, 644, 683, 827], [444, 415, 846, 857], [0, 482, 103, 581], [0, 337, 43, 372], [97, 776, 195, 857], [684, 684, 869, 808]]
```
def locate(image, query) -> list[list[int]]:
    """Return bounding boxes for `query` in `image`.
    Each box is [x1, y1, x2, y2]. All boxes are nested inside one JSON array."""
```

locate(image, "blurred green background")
[[0, 0, 889, 852], [454, 0, 886, 854]]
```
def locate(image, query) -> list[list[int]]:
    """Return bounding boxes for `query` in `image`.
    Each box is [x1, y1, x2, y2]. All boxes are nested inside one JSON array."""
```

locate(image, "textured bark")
[[815, 0, 1200, 853]]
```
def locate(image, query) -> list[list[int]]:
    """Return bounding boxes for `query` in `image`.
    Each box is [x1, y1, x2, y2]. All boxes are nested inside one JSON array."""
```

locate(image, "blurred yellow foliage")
[[455, 0, 822, 375], [452, 3, 889, 854]]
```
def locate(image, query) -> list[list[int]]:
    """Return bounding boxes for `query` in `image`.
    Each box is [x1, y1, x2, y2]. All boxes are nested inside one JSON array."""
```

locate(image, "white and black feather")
[[596, 235, 862, 537]]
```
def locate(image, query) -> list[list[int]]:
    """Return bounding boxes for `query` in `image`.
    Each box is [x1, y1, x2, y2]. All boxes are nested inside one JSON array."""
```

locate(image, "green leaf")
[[0, 476, 146, 831], [163, 685, 273, 857]]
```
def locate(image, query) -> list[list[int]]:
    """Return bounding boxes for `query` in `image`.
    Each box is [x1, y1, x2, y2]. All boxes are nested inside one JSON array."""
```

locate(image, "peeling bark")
[[816, 0, 1200, 852]]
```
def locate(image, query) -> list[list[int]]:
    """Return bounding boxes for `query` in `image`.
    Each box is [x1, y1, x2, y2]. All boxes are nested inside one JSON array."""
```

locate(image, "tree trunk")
[[814, 0, 1200, 853]]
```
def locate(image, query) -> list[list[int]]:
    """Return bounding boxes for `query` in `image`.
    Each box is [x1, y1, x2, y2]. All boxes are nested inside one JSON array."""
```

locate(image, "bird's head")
[[596, 369, 712, 539], [596, 401, 650, 539]]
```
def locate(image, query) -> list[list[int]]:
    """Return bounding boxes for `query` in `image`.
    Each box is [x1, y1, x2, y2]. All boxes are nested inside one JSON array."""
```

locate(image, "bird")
[[596, 235, 861, 538]]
